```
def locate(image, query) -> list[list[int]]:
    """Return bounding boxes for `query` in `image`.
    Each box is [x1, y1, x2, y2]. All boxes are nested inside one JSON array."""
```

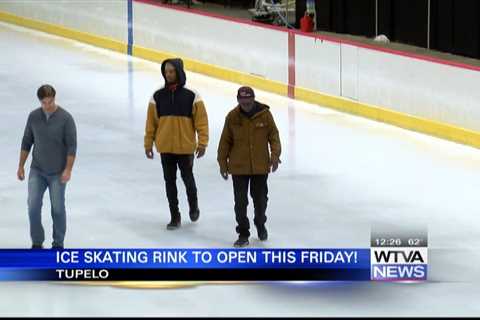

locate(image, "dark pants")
[[232, 174, 268, 238], [160, 153, 198, 219]]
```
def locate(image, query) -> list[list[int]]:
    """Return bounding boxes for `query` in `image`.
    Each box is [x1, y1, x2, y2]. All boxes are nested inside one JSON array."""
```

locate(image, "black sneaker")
[[31, 244, 43, 249], [234, 237, 249, 248], [189, 208, 200, 222], [257, 226, 268, 241], [167, 219, 181, 230], [52, 245, 64, 250]]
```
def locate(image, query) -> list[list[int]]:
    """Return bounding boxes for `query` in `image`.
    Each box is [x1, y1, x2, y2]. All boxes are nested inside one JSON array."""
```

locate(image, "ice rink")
[[1, 22, 480, 316]]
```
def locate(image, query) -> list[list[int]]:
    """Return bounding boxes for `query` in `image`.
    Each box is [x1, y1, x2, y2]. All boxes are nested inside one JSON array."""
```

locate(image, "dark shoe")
[[167, 219, 181, 230], [31, 244, 43, 249], [257, 226, 268, 241], [189, 207, 200, 222], [51, 245, 64, 250], [167, 209, 181, 230], [234, 236, 249, 248]]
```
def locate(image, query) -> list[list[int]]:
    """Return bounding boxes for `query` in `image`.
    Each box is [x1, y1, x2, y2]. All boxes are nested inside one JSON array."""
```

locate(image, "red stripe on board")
[[134, 0, 480, 73], [288, 31, 295, 98]]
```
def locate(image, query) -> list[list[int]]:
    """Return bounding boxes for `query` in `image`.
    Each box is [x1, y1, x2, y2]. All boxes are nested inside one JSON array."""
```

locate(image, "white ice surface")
[[0, 22, 479, 316]]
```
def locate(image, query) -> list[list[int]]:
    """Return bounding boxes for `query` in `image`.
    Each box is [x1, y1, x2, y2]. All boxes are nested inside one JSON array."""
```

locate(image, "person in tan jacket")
[[217, 86, 281, 247], [145, 58, 209, 230]]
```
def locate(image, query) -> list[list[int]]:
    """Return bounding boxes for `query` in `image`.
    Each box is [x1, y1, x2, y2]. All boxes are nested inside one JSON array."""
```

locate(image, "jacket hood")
[[161, 58, 186, 87], [236, 101, 269, 119]]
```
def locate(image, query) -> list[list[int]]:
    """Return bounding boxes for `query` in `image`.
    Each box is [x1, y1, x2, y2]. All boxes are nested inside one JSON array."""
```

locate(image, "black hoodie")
[[161, 58, 186, 87], [145, 58, 209, 154], [153, 58, 194, 118]]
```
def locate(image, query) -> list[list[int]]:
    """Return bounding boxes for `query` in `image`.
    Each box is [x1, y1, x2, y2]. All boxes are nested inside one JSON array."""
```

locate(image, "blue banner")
[[0, 248, 372, 281], [0, 248, 369, 269]]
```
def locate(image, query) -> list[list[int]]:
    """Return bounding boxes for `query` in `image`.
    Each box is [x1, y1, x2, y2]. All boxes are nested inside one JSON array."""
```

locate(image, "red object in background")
[[300, 13, 314, 33]]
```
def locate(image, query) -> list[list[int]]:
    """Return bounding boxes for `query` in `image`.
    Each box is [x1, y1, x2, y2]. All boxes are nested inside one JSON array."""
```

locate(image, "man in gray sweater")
[[17, 85, 77, 249]]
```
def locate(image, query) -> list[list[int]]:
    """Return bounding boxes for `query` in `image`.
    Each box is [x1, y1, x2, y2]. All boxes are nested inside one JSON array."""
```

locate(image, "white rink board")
[[295, 34, 341, 96], [133, 1, 289, 84], [0, 0, 128, 43], [356, 48, 480, 131], [340, 44, 359, 100]]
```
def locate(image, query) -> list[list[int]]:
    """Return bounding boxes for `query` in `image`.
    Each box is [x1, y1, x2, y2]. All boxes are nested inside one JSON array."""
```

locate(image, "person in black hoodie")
[[144, 58, 209, 230]]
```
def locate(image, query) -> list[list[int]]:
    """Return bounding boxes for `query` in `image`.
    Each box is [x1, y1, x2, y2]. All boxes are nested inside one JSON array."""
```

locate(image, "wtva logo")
[[371, 248, 428, 281]]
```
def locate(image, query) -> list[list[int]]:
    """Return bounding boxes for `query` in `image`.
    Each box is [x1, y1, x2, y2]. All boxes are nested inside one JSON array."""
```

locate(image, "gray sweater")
[[21, 107, 77, 175]]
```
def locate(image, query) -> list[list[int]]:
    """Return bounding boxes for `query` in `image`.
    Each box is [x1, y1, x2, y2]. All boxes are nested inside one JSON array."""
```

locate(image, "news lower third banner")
[[0, 246, 428, 282]]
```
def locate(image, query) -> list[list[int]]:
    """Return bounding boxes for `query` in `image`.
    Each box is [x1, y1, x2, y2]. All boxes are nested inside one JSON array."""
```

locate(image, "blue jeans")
[[27, 168, 67, 247]]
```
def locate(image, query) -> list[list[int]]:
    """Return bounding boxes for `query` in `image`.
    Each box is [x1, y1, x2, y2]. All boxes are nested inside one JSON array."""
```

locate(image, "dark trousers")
[[232, 174, 268, 238], [160, 153, 198, 218]]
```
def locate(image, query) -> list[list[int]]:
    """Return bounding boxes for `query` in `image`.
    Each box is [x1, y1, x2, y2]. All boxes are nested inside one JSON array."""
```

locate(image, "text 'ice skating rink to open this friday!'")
[[0, 21, 479, 317]]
